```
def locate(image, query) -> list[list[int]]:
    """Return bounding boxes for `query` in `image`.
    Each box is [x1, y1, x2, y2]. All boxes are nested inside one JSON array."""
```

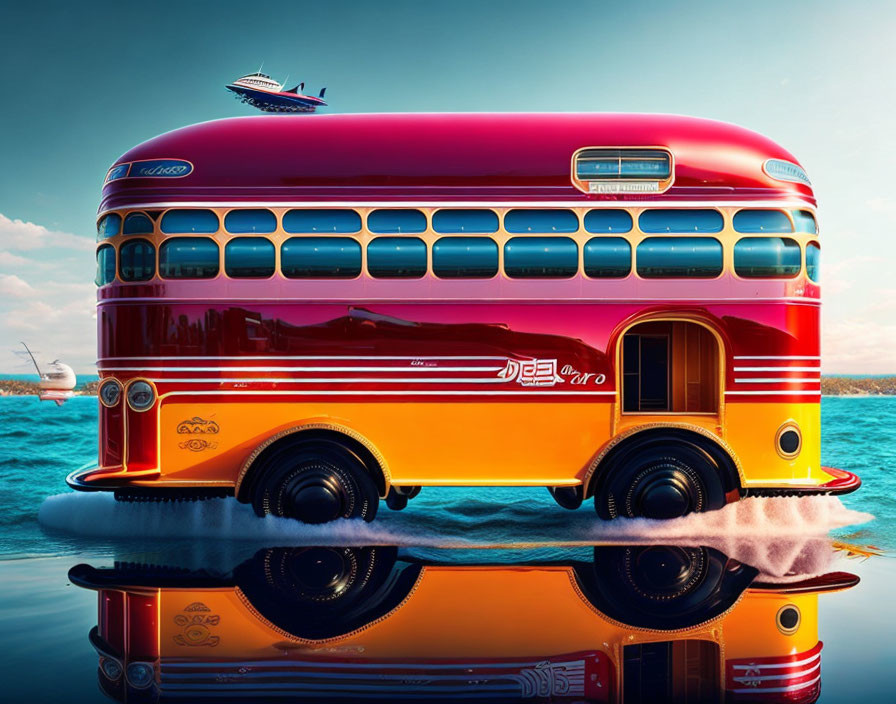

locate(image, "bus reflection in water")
[[71, 544, 857, 703], [70, 113, 861, 523]]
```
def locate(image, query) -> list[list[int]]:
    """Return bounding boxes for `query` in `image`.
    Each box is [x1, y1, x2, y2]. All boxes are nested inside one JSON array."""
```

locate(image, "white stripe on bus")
[[734, 378, 820, 383], [730, 674, 820, 694], [725, 390, 820, 395], [102, 365, 505, 373], [160, 390, 616, 397], [97, 199, 817, 216], [733, 356, 820, 360], [733, 366, 821, 372]]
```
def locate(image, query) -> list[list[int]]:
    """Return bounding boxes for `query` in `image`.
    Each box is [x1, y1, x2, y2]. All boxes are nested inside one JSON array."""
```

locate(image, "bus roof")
[[100, 113, 815, 212]]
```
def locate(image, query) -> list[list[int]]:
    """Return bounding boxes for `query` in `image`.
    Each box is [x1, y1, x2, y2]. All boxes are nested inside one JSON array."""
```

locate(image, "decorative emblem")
[[177, 417, 220, 434], [179, 439, 218, 452], [104, 159, 193, 183], [498, 358, 564, 387], [173, 604, 220, 647]]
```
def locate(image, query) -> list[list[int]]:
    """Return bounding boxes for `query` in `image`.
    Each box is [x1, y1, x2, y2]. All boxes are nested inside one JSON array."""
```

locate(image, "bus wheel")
[[249, 439, 379, 523], [593, 434, 729, 520]]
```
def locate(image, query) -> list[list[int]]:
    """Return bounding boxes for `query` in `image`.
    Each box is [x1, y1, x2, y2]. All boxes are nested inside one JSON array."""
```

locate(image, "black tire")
[[248, 437, 379, 523], [234, 546, 422, 640], [594, 431, 733, 519], [573, 545, 758, 630]]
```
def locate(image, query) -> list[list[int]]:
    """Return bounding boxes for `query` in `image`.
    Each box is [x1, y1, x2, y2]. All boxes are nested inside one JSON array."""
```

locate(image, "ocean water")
[[0, 395, 892, 556], [0, 395, 894, 703]]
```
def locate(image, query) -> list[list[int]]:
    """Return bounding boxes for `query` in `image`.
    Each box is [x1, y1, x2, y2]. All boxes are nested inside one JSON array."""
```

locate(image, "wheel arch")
[[583, 423, 744, 500], [235, 422, 391, 502]]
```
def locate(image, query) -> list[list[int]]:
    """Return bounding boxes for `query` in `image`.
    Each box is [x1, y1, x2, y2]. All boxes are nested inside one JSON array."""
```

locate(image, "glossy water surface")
[[0, 395, 893, 702]]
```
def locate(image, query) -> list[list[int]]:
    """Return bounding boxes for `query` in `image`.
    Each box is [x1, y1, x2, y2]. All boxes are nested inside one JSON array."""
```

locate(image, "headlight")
[[126, 662, 155, 689], [98, 379, 122, 408], [775, 422, 802, 459], [100, 656, 122, 681], [126, 381, 155, 412]]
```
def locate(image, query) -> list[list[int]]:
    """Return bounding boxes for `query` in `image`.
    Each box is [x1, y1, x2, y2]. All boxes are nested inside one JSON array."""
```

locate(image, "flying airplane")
[[225, 71, 327, 113]]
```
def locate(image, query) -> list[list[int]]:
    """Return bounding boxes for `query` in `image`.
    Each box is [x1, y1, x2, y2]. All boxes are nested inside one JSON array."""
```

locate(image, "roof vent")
[[572, 148, 673, 194]]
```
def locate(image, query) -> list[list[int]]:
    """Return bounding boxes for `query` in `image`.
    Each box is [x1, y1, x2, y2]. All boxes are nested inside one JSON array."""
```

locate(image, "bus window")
[[637, 237, 723, 278], [224, 209, 277, 234], [806, 242, 820, 282], [504, 209, 578, 233], [432, 209, 499, 234], [160, 209, 219, 234], [583, 209, 633, 233], [95, 245, 116, 285], [225, 237, 275, 278], [97, 213, 121, 240], [433, 237, 499, 278], [122, 212, 154, 236], [281, 237, 362, 278], [367, 209, 427, 234], [732, 210, 793, 233], [119, 239, 155, 282], [504, 237, 578, 278], [638, 209, 723, 233], [367, 237, 427, 278], [792, 210, 818, 234], [159, 237, 220, 279], [283, 209, 362, 233], [734, 237, 800, 278], [584, 237, 631, 278]]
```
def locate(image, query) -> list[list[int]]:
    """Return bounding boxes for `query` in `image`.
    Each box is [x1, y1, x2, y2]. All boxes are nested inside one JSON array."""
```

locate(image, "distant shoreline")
[[2, 377, 895, 397]]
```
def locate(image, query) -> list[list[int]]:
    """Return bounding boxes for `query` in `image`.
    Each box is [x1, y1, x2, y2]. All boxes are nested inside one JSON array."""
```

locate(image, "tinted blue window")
[[792, 210, 818, 234], [283, 209, 361, 233], [97, 213, 121, 240], [160, 209, 219, 234], [159, 238, 219, 279], [367, 237, 427, 278], [119, 239, 155, 282], [95, 245, 116, 285], [281, 237, 361, 278], [504, 237, 578, 278], [433, 237, 498, 278], [806, 243, 820, 282], [505, 209, 578, 233], [224, 209, 276, 234], [733, 210, 793, 233], [639, 209, 723, 233], [368, 209, 426, 233], [584, 209, 633, 233], [583, 238, 632, 278], [225, 237, 275, 278], [636, 237, 723, 278], [432, 210, 499, 234], [122, 212, 154, 236], [734, 237, 800, 278]]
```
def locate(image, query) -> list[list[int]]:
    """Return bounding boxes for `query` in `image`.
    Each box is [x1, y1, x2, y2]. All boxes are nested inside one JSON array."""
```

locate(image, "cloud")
[[0, 212, 93, 252], [822, 315, 896, 374], [0, 273, 35, 298], [0, 251, 29, 268]]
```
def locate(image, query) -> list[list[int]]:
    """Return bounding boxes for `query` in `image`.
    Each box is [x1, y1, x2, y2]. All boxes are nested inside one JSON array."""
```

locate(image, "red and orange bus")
[[70, 543, 856, 702], [68, 113, 860, 522]]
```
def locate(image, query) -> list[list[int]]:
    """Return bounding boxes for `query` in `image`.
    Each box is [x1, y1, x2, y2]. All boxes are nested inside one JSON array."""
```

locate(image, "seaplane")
[[226, 71, 327, 113], [21, 342, 76, 405]]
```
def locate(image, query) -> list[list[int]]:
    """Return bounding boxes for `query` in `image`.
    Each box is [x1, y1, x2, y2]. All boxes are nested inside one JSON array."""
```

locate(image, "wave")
[[38, 493, 872, 547]]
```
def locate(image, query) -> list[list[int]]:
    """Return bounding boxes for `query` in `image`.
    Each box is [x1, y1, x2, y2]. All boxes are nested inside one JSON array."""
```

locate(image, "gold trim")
[[775, 604, 801, 635], [582, 421, 745, 497], [774, 421, 802, 460], [234, 421, 392, 498]]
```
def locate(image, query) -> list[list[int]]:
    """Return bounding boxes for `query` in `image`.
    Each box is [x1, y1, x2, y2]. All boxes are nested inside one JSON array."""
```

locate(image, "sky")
[[1, 0, 894, 373]]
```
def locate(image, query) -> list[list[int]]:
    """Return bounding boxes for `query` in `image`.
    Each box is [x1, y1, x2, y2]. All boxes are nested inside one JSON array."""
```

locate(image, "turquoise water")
[[0, 395, 892, 557]]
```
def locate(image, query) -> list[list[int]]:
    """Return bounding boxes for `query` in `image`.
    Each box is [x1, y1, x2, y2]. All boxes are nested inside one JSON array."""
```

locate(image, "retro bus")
[[70, 543, 857, 702], [68, 113, 861, 523]]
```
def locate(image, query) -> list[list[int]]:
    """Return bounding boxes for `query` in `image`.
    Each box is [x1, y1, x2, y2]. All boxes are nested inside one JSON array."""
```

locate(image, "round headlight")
[[100, 657, 122, 681], [775, 422, 802, 459], [126, 381, 155, 412], [776, 604, 801, 634], [126, 662, 154, 689], [99, 379, 122, 408]]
